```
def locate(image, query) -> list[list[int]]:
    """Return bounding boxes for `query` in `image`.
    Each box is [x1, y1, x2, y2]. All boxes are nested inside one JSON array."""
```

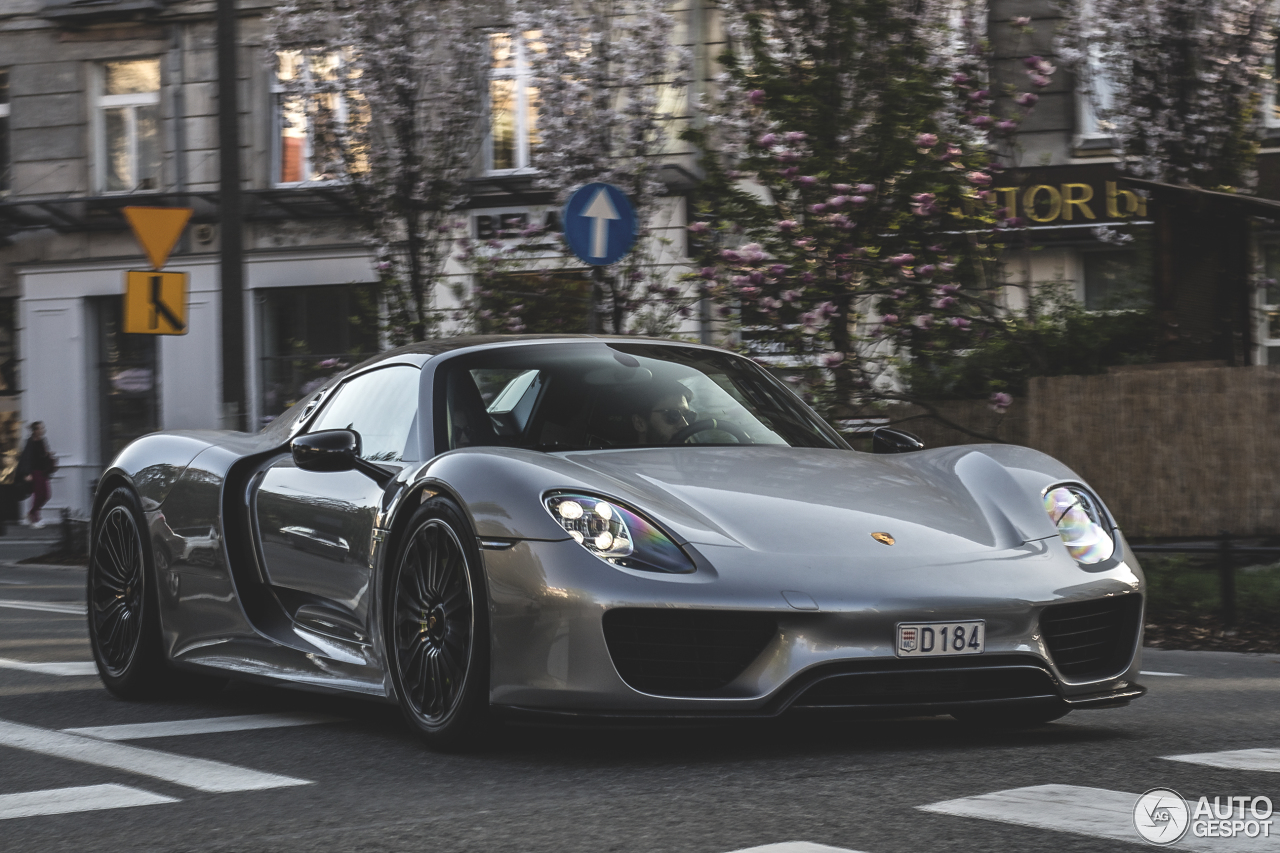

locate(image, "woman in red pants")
[[18, 422, 56, 528]]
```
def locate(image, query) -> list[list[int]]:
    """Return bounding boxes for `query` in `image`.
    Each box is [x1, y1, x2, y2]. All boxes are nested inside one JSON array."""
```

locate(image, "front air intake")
[[1041, 594, 1142, 679], [602, 608, 776, 697]]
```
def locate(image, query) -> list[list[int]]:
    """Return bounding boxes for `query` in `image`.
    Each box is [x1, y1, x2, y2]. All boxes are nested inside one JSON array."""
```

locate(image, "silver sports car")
[[88, 335, 1145, 748]]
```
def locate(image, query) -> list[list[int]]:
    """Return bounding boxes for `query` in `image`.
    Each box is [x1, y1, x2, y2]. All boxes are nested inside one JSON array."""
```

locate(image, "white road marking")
[[725, 845, 867, 853], [0, 599, 86, 615], [64, 713, 345, 741], [1140, 670, 1186, 676], [918, 784, 1279, 852], [0, 718, 313, 793], [0, 784, 177, 821], [0, 658, 97, 677], [1165, 748, 1280, 773]]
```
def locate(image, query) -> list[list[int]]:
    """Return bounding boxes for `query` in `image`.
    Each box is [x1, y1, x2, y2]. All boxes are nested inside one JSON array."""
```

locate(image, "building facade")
[[0, 0, 706, 515], [1, 0, 1277, 516]]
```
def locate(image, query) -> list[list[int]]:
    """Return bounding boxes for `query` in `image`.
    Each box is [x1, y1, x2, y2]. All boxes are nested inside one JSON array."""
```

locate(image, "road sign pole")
[[589, 266, 604, 334], [217, 0, 246, 431]]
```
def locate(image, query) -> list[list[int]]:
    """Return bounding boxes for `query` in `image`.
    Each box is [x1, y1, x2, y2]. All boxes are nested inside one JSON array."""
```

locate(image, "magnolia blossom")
[[989, 391, 1013, 414], [914, 132, 939, 148]]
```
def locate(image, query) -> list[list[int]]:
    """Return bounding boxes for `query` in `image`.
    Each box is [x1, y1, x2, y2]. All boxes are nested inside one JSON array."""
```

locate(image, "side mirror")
[[292, 429, 361, 473], [872, 427, 925, 454], [291, 429, 395, 487]]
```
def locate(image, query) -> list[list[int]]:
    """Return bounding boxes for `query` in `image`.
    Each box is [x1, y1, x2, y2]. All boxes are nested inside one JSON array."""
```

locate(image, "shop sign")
[[993, 165, 1154, 226]]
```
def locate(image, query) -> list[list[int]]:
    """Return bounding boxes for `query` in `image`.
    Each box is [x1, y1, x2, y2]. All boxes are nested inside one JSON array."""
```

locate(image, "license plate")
[[896, 620, 985, 657]]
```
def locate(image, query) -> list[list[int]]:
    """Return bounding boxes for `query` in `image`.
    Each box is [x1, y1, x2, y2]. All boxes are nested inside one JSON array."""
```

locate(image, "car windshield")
[[437, 342, 846, 452]]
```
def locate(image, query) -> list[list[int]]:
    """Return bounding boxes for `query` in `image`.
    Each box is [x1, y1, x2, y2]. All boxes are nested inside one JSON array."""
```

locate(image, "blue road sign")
[[562, 182, 638, 266]]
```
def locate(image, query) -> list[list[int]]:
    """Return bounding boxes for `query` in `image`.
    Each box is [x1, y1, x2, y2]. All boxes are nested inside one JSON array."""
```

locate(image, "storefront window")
[[95, 297, 159, 461], [1082, 250, 1151, 310], [257, 284, 380, 424]]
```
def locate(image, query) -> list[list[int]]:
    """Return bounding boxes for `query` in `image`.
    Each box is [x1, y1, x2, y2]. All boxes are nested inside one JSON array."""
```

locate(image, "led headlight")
[[543, 492, 695, 574], [1043, 484, 1115, 565]]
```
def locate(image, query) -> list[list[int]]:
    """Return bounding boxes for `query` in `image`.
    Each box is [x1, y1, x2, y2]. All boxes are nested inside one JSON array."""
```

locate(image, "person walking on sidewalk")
[[17, 422, 56, 529]]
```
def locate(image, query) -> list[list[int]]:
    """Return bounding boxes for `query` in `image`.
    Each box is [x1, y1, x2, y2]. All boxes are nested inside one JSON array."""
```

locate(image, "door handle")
[[280, 525, 350, 554]]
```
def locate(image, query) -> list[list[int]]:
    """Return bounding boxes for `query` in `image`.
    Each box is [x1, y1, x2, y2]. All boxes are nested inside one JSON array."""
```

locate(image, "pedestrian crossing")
[[920, 784, 1279, 852], [0, 711, 340, 821], [0, 648, 1274, 849]]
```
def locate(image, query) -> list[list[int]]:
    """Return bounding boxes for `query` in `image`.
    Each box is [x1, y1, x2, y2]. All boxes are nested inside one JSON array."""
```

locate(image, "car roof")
[[353, 334, 725, 369]]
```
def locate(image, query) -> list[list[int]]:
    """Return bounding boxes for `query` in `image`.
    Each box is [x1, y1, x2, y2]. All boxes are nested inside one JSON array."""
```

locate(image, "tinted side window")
[[310, 365, 421, 462]]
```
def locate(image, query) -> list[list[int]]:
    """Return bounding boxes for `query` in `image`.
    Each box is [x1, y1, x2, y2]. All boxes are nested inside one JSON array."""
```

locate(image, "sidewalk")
[[0, 525, 65, 564]]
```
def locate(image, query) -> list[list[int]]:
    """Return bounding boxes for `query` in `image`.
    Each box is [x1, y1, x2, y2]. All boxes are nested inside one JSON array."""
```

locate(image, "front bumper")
[[483, 536, 1145, 717]]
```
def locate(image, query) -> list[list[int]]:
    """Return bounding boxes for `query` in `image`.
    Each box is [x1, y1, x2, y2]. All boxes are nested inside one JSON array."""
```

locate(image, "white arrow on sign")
[[583, 187, 620, 258]]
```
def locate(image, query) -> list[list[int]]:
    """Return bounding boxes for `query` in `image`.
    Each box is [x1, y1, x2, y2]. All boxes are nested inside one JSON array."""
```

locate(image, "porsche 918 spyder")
[[88, 335, 1145, 748]]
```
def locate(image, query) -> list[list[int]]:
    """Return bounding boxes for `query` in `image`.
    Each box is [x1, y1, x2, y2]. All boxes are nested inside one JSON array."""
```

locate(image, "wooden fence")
[[887, 365, 1280, 539]]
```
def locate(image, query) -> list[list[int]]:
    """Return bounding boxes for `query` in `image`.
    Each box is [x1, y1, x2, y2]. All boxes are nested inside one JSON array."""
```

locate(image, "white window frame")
[[271, 52, 349, 187], [486, 32, 540, 175], [92, 59, 162, 195]]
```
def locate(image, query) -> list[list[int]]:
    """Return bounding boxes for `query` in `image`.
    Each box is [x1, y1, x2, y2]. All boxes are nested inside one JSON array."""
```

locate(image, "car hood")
[[556, 445, 1063, 557]]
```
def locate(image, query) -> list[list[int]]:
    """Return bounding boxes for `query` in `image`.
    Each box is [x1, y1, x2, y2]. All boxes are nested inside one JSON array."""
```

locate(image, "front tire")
[[385, 497, 490, 750], [88, 486, 168, 698]]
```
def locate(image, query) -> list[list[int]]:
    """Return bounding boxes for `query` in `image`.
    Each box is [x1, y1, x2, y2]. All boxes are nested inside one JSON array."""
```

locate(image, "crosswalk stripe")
[[1165, 748, 1280, 773], [63, 713, 345, 741], [0, 658, 97, 677], [727, 840, 865, 845], [0, 718, 313, 793], [0, 600, 86, 615], [918, 784, 1279, 852], [0, 784, 177, 821]]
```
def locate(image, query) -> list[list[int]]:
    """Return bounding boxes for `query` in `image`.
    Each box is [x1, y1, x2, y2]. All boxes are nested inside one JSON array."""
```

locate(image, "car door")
[[252, 364, 421, 642]]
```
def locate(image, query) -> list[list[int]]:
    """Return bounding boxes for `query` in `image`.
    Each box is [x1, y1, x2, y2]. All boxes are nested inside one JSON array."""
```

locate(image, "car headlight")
[[1043, 485, 1115, 565], [543, 492, 695, 574]]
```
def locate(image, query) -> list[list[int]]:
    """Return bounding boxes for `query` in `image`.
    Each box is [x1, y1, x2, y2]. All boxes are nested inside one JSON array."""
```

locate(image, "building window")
[[0, 69, 10, 194], [257, 284, 380, 424], [273, 52, 347, 185], [1082, 249, 1151, 310], [94, 297, 159, 462], [488, 32, 542, 173], [96, 59, 161, 193], [1259, 239, 1280, 363], [1073, 0, 1117, 144]]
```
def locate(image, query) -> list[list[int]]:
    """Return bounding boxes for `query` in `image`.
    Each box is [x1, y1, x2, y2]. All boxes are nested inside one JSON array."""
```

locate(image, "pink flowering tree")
[[512, 0, 697, 334], [267, 0, 490, 343], [1056, 0, 1277, 189], [687, 0, 1050, 435]]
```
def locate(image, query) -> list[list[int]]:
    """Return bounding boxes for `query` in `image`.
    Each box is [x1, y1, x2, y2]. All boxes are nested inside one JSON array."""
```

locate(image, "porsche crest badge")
[[872, 532, 895, 546]]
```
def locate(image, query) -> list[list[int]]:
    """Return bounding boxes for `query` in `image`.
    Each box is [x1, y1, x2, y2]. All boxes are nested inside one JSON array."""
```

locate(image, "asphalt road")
[[1, 560, 1277, 853]]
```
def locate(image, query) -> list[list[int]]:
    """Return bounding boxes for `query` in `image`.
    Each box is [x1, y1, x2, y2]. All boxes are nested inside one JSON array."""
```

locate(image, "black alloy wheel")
[[387, 497, 489, 749], [92, 505, 145, 673], [88, 486, 167, 697]]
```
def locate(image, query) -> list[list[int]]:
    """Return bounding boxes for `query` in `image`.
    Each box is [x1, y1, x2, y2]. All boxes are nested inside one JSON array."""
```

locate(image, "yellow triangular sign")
[[123, 207, 193, 270]]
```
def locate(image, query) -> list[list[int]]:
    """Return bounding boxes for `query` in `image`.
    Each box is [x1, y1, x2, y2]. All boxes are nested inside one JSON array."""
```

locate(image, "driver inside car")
[[630, 379, 697, 445]]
